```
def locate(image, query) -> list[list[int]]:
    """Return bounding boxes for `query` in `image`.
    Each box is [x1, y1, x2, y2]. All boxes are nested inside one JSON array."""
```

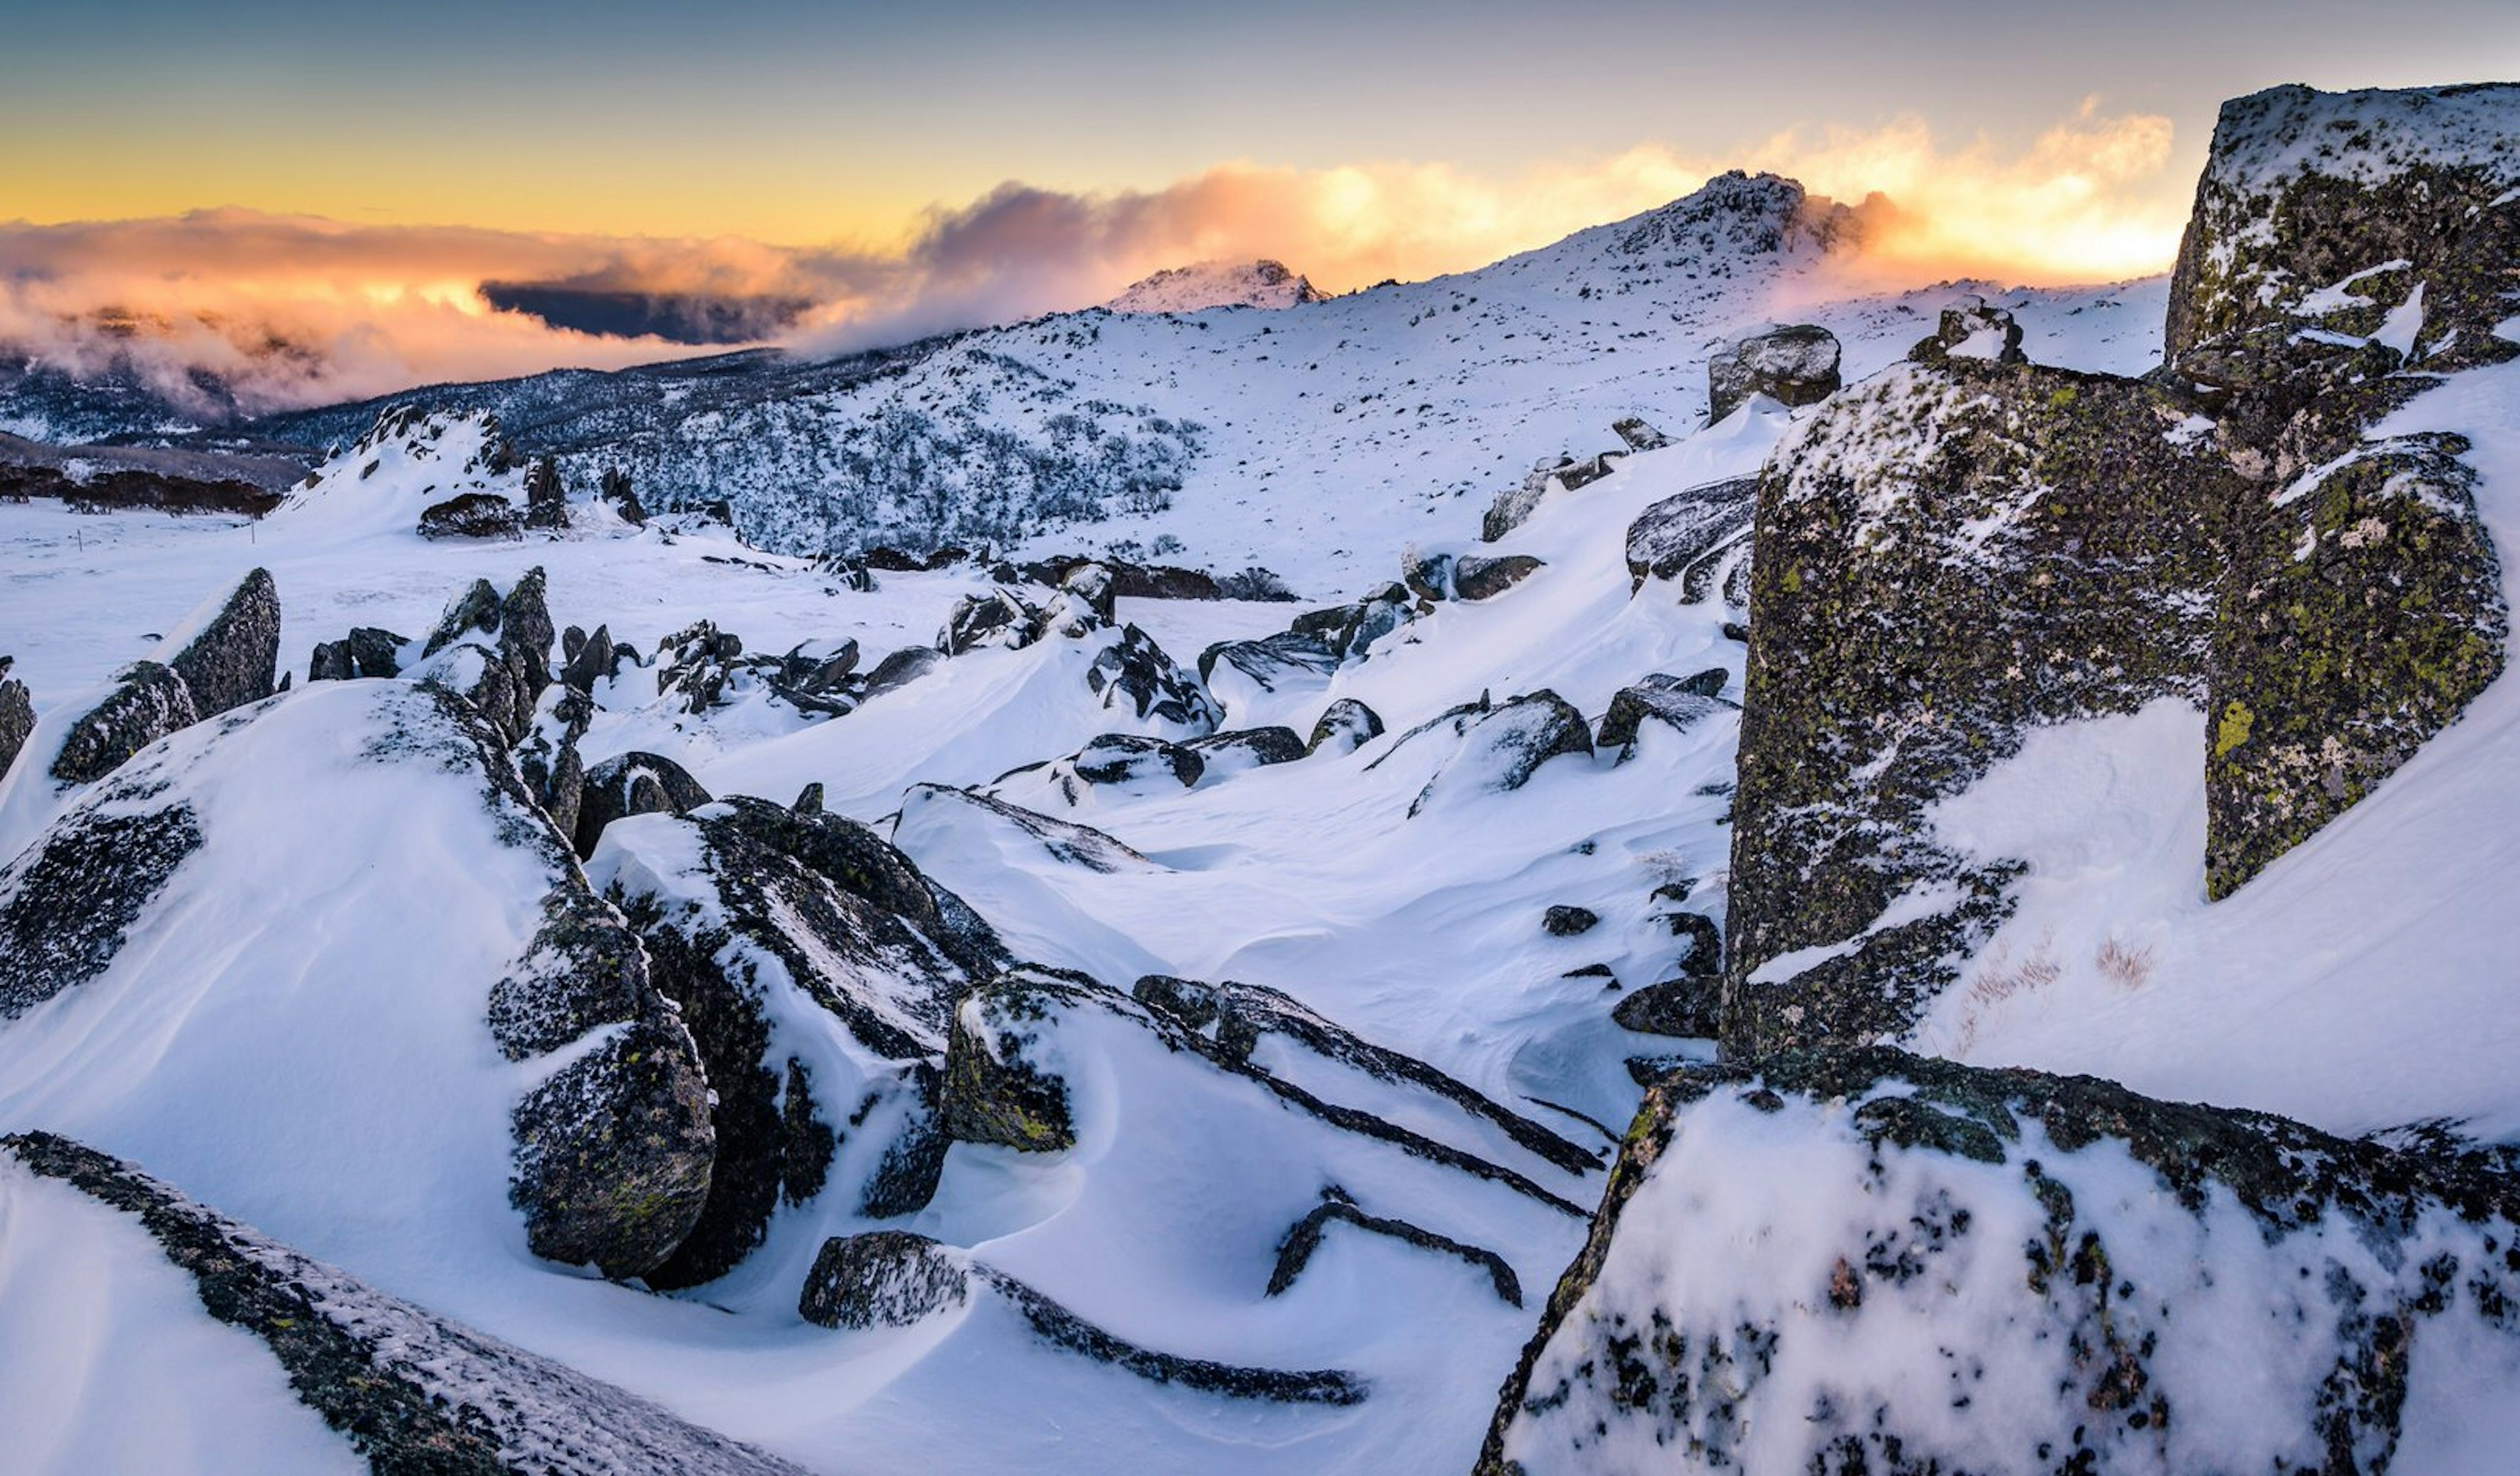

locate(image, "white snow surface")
[[1, 175, 2516, 1473]]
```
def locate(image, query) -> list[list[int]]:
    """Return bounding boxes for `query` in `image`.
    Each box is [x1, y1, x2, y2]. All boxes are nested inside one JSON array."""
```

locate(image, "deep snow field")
[[4, 105, 2520, 1471]]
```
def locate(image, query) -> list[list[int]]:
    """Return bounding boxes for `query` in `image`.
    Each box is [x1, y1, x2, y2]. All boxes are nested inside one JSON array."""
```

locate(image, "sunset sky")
[[4, 0, 2515, 400]]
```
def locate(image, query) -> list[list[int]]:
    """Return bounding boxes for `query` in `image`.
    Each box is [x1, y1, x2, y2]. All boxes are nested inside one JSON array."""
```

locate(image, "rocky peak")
[[1104, 259, 1329, 314]]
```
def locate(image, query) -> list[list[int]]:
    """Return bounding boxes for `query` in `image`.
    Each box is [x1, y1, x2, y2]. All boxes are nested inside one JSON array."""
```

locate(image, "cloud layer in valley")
[[0, 102, 2188, 419]]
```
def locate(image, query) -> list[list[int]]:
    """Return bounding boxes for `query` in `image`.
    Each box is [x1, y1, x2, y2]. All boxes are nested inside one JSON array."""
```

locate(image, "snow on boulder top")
[[1104, 259, 1330, 313], [2202, 82, 2520, 193]]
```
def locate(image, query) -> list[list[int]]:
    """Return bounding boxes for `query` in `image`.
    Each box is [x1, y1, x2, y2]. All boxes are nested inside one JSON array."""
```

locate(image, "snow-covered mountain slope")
[[1105, 259, 1328, 313], [237, 173, 2163, 597], [3, 80, 2517, 1476], [0, 308, 1790, 1473]]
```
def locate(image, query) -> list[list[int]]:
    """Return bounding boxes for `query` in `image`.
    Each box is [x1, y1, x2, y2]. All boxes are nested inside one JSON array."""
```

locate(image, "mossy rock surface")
[[1723, 359, 2235, 1057]]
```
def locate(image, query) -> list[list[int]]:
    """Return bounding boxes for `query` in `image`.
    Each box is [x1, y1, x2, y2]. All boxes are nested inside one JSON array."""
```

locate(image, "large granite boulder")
[[1707, 324, 1841, 421]]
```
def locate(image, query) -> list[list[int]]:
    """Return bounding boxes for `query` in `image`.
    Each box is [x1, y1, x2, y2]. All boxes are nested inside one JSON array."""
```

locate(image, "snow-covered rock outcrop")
[[1105, 259, 1329, 314], [1481, 1050, 2520, 1475]]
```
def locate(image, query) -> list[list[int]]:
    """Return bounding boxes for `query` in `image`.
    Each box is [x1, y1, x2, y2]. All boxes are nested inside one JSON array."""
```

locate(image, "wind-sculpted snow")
[[2, 1133, 811, 1476]]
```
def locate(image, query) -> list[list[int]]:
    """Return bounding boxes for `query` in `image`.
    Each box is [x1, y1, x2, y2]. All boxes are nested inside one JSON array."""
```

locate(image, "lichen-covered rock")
[[509, 1017, 717, 1280], [797, 1230, 973, 1330], [1725, 360, 2236, 1056], [2206, 433, 2506, 896], [1707, 323, 1841, 421], [1595, 671, 1735, 758], [0, 794, 202, 1019], [5, 1132, 807, 1475], [1623, 476, 1757, 594], [0, 664, 30, 784], [1908, 296, 2027, 368], [1453, 553, 1544, 601], [165, 567, 278, 719], [574, 750, 712, 858], [1479, 1047, 2520, 1475], [942, 968, 1090, 1153], [2165, 83, 2520, 375], [1306, 697, 1385, 755], [417, 491, 523, 540], [49, 660, 200, 784]]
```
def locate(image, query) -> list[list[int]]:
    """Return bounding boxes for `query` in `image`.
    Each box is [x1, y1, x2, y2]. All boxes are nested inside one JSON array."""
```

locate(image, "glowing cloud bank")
[[0, 103, 2188, 418]]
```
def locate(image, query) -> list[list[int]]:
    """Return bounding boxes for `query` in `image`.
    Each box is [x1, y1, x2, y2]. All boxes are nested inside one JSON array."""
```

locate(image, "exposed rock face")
[[2161, 83, 2520, 896], [1623, 476, 1757, 594], [423, 578, 504, 658], [1306, 697, 1385, 755], [1073, 733, 1204, 788], [49, 661, 199, 784], [1610, 416, 1671, 453], [941, 588, 1045, 656], [165, 567, 279, 719], [0, 796, 202, 1020], [1706, 323, 1841, 421], [1721, 85, 2516, 1053], [2164, 83, 2520, 375], [418, 491, 523, 540], [1596, 671, 1734, 757], [1085, 625, 1223, 732], [1482, 452, 1626, 543], [1452, 553, 1544, 601], [574, 751, 713, 858], [1187, 725, 1307, 775], [1268, 1194, 1522, 1306], [599, 465, 647, 524], [1479, 1049, 2520, 1475], [3, 1132, 808, 1475], [2206, 432, 2505, 896], [1725, 360, 2236, 1056], [0, 661, 30, 783], [594, 795, 1004, 1285], [946, 967, 1597, 1213], [798, 1230, 971, 1330], [310, 625, 408, 683], [1380, 690, 1593, 818], [655, 620, 746, 714], [1908, 297, 2028, 368], [523, 453, 568, 530], [1541, 905, 1598, 937], [796, 1227, 1367, 1404]]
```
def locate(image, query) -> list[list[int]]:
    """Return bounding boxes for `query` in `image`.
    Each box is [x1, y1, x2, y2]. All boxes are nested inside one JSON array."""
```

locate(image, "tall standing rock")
[[166, 568, 280, 719]]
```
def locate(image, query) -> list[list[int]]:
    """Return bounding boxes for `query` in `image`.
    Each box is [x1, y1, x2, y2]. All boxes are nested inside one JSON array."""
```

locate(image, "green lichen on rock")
[[2205, 434, 2506, 896], [1723, 358, 2237, 1057]]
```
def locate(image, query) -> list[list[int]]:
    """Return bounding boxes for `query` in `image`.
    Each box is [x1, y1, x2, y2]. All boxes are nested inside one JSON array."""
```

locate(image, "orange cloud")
[[0, 102, 2189, 419]]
